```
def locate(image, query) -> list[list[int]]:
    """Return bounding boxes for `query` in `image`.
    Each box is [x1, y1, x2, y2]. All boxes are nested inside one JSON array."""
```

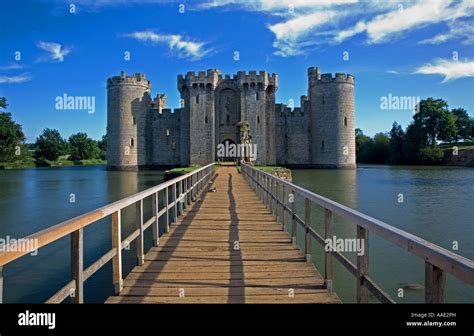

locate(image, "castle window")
[[256, 92, 260, 100], [344, 117, 348, 127], [322, 96, 325, 105], [132, 117, 136, 125], [257, 116, 260, 124], [227, 114, 230, 124], [196, 95, 199, 104], [130, 138, 134, 147], [172, 142, 176, 150], [321, 141, 325, 151], [166, 129, 170, 136], [205, 116, 208, 124]]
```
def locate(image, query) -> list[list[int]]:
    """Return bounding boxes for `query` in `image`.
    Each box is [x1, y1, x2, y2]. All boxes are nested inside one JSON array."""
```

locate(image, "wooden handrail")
[[241, 163, 474, 303], [0, 163, 215, 303]]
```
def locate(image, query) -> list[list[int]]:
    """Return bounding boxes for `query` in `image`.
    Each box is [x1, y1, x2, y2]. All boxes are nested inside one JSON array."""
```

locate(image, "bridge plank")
[[106, 166, 340, 304]]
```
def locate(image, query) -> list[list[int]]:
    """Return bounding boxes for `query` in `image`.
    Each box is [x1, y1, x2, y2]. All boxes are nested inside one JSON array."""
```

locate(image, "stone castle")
[[106, 67, 356, 170]]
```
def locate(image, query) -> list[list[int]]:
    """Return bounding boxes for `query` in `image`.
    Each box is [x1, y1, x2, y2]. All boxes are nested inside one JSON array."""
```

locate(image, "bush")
[[419, 147, 444, 165]]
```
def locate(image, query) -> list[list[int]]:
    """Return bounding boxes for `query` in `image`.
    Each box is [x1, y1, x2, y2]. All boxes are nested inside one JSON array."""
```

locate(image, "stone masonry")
[[106, 67, 356, 170]]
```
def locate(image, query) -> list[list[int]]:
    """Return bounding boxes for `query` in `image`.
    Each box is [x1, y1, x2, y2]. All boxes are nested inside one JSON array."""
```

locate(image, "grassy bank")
[[163, 164, 202, 181], [0, 158, 106, 170]]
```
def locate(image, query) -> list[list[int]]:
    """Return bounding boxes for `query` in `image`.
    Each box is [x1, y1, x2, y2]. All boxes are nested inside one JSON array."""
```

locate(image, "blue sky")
[[0, 0, 473, 141]]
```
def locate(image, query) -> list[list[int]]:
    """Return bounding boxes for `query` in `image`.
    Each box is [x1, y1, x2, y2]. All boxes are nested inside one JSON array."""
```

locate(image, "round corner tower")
[[107, 71, 151, 170], [308, 67, 356, 168]]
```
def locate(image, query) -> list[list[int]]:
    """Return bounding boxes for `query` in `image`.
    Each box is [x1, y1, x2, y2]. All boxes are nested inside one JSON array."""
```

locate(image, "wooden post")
[[291, 191, 296, 245], [263, 176, 267, 207], [282, 184, 287, 231], [164, 186, 170, 233], [111, 210, 123, 295], [136, 199, 144, 266], [425, 262, 446, 303], [273, 179, 277, 218], [152, 192, 159, 247], [179, 180, 183, 216], [257, 173, 261, 200], [275, 182, 279, 221], [356, 225, 369, 303], [0, 265, 3, 304], [186, 177, 190, 207], [71, 229, 84, 303], [304, 198, 312, 262], [324, 209, 333, 292], [172, 183, 177, 222]]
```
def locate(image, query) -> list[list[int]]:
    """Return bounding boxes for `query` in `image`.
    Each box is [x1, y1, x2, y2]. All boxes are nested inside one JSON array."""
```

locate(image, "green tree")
[[388, 122, 405, 164], [451, 108, 472, 141], [68, 132, 100, 160], [419, 146, 444, 165], [0, 98, 26, 162], [0, 97, 7, 109], [414, 98, 456, 147], [34, 128, 68, 161], [355, 128, 374, 163], [372, 132, 390, 164], [98, 134, 107, 152]]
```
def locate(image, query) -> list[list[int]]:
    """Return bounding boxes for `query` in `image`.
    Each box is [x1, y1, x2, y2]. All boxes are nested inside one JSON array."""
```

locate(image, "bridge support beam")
[[356, 225, 369, 303], [71, 228, 84, 303], [304, 198, 312, 262], [111, 210, 123, 295], [425, 262, 446, 303]]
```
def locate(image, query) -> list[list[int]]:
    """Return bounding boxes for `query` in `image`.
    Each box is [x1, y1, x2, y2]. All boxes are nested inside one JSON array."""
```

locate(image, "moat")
[[0, 165, 472, 303]]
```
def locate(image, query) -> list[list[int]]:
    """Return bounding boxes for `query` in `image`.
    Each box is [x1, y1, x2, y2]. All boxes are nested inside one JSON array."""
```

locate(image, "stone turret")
[[107, 71, 151, 170], [308, 68, 356, 168], [178, 69, 221, 165]]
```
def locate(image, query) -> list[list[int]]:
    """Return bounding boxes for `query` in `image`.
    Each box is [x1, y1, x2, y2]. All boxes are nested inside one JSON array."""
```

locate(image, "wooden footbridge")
[[0, 163, 473, 304]]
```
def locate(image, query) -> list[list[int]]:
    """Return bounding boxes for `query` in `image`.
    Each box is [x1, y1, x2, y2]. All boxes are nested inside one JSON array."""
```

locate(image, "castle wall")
[[149, 108, 181, 167], [275, 103, 311, 166]]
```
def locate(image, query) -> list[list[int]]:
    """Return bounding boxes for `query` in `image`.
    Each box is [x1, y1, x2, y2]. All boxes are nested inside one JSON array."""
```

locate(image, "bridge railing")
[[0, 163, 215, 303], [241, 163, 474, 303]]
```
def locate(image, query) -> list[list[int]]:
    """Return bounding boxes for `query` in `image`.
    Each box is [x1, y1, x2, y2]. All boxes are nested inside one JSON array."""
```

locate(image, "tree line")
[[0, 97, 107, 164], [356, 97, 474, 165]]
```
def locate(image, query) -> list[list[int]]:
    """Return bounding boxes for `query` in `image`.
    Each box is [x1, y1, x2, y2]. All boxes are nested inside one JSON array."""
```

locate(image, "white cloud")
[[37, 41, 71, 62], [199, 0, 474, 56], [419, 20, 474, 45], [199, 0, 357, 11], [414, 58, 474, 82], [268, 11, 338, 56], [0, 73, 32, 84], [123, 31, 214, 60], [337, 0, 474, 44], [0, 63, 26, 71]]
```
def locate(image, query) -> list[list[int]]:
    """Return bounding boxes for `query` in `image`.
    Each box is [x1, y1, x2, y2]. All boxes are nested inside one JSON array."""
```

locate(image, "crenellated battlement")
[[178, 69, 221, 89], [275, 103, 306, 117], [107, 71, 151, 89], [233, 70, 278, 89], [318, 72, 354, 84], [152, 107, 181, 118], [308, 67, 354, 84]]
